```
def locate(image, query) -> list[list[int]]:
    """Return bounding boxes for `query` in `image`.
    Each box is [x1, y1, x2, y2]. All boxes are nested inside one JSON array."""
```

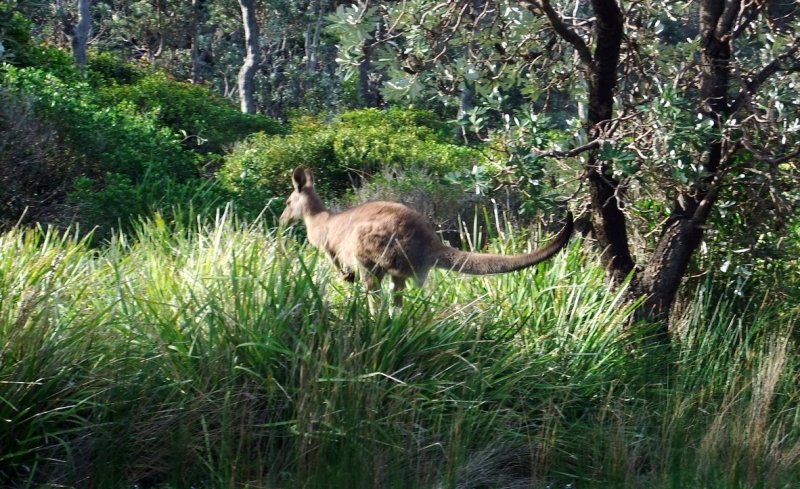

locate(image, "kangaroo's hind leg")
[[325, 251, 356, 282], [358, 264, 385, 314], [391, 275, 406, 307]]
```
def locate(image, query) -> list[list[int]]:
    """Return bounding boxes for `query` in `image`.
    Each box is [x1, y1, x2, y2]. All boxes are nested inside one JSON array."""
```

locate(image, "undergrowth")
[[0, 211, 797, 488]]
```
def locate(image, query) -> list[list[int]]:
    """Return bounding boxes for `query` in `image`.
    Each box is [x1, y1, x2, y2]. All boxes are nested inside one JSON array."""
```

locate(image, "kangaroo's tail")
[[433, 212, 574, 275]]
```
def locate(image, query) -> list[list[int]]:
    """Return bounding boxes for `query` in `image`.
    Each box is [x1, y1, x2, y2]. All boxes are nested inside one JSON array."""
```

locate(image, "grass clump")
[[0, 213, 798, 488]]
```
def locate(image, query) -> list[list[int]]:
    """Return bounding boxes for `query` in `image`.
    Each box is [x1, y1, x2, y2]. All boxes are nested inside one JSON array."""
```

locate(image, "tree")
[[190, 0, 210, 84], [238, 0, 260, 114], [329, 0, 800, 334], [63, 0, 91, 70]]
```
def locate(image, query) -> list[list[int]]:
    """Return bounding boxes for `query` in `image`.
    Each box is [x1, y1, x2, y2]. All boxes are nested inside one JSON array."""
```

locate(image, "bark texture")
[[68, 0, 92, 70], [358, 21, 386, 108], [585, 0, 635, 286], [637, 0, 737, 326], [238, 0, 260, 114], [191, 0, 204, 84]]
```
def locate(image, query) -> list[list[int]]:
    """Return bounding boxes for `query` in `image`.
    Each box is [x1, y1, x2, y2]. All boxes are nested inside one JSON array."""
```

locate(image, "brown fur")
[[280, 166, 573, 306]]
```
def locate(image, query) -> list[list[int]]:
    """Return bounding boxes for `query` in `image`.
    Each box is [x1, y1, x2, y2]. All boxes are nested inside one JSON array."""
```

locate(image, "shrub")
[[87, 51, 144, 86], [332, 125, 481, 176], [220, 108, 486, 215], [23, 44, 78, 79], [1, 65, 208, 231], [2, 67, 195, 178], [0, 3, 32, 65], [336, 106, 454, 140], [98, 72, 285, 154], [0, 88, 76, 229], [220, 130, 341, 216], [333, 108, 483, 176]]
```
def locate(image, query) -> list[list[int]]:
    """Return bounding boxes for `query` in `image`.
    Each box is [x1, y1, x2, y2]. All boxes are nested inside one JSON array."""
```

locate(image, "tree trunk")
[[69, 0, 92, 71], [238, 0, 260, 114], [636, 0, 736, 327], [456, 84, 474, 143], [306, 0, 326, 74], [191, 0, 203, 84], [584, 0, 635, 286], [358, 27, 385, 108], [575, 0, 737, 334], [523, 0, 758, 336]]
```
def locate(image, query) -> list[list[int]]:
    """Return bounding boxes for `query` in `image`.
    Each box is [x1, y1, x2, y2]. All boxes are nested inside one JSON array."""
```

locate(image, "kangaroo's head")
[[280, 166, 319, 225]]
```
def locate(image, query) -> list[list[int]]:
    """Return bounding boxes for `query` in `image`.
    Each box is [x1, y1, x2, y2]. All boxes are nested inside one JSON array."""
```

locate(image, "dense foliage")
[[1, 1, 799, 487], [1, 44, 475, 233], [0, 216, 797, 488], [220, 108, 487, 215]]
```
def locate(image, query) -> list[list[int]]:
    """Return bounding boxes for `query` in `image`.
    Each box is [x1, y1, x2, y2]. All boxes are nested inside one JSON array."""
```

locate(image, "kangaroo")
[[280, 166, 574, 307]]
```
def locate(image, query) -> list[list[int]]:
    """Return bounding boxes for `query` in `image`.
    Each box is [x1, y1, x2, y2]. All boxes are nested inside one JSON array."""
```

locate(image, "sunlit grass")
[[0, 211, 798, 488]]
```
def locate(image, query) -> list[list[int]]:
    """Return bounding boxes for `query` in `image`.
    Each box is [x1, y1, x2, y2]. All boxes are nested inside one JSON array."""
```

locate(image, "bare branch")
[[731, 0, 764, 39], [518, 0, 593, 68], [691, 139, 741, 225]]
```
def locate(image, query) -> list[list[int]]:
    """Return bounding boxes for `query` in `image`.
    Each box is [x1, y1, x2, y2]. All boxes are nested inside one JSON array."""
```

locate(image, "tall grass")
[[0, 212, 798, 488]]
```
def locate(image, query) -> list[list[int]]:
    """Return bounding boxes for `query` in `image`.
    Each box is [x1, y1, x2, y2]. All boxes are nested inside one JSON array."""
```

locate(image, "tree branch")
[[518, 0, 593, 68], [533, 139, 601, 158], [730, 36, 800, 114], [730, 0, 764, 39], [741, 135, 800, 166], [716, 0, 741, 39], [691, 139, 740, 225]]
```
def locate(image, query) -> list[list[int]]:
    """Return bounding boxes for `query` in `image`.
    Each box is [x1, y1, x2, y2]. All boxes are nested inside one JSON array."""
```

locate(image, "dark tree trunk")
[[521, 0, 742, 336], [358, 22, 385, 108], [238, 0, 260, 114], [66, 0, 91, 71], [636, 0, 736, 327], [584, 0, 635, 286], [191, 0, 203, 84], [358, 43, 381, 107], [520, 0, 772, 339]]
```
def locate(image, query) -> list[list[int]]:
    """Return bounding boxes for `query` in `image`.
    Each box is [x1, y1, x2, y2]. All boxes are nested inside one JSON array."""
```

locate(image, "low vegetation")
[[1, 214, 797, 488], [2, 5, 799, 486]]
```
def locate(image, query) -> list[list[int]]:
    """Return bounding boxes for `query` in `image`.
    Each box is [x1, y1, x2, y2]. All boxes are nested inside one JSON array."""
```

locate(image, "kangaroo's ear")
[[303, 167, 315, 188], [292, 166, 307, 192]]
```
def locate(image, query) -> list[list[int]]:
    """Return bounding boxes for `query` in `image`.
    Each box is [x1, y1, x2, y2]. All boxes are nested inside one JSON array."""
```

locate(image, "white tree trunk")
[[307, 0, 326, 74], [238, 0, 260, 114]]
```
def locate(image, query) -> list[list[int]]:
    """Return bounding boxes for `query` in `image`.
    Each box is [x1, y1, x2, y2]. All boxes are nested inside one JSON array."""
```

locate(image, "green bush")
[[332, 124, 481, 176], [0, 3, 32, 65], [3, 67, 196, 179], [87, 51, 144, 86], [220, 108, 485, 214], [23, 44, 77, 79], [1, 65, 208, 231], [336, 106, 454, 140], [220, 130, 340, 216], [333, 108, 482, 175], [98, 72, 285, 154]]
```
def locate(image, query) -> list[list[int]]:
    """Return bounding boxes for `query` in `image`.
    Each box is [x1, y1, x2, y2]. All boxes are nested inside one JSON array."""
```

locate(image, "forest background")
[[1, 1, 799, 488]]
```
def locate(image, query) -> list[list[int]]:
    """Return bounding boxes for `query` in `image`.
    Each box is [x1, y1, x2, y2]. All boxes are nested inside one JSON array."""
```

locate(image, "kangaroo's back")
[[326, 201, 442, 281], [280, 166, 573, 307]]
